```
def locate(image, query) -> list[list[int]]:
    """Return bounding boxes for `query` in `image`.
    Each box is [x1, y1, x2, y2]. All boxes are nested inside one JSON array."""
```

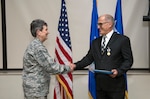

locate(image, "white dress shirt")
[[101, 30, 114, 48]]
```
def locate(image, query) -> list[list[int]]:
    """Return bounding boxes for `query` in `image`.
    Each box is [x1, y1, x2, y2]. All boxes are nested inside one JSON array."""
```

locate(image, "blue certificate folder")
[[94, 69, 113, 74]]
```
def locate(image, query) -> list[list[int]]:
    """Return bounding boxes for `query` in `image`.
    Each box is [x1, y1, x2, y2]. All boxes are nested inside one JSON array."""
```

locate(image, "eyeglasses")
[[97, 22, 108, 26]]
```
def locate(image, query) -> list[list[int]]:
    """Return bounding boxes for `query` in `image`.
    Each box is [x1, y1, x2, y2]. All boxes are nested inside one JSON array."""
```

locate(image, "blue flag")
[[89, 0, 99, 99], [114, 0, 128, 99], [114, 0, 123, 34]]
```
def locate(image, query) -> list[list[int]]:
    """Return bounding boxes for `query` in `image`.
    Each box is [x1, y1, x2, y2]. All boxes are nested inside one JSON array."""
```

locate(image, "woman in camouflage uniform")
[[22, 19, 75, 99]]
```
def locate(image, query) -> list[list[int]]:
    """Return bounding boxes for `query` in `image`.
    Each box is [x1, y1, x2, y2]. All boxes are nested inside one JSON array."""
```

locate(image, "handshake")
[[68, 62, 76, 72]]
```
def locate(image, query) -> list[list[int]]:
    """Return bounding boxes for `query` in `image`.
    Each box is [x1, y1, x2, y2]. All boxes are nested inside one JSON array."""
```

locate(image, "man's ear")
[[109, 23, 113, 28]]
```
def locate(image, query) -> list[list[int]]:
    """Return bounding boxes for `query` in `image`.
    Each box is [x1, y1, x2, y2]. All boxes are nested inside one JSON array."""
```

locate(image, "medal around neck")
[[107, 47, 111, 56]]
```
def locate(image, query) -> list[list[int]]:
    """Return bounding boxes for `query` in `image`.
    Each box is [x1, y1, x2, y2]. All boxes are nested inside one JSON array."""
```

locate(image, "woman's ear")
[[36, 30, 41, 36]]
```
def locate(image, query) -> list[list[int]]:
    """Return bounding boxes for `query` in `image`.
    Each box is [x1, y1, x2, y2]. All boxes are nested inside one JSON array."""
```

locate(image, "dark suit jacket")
[[75, 32, 133, 91]]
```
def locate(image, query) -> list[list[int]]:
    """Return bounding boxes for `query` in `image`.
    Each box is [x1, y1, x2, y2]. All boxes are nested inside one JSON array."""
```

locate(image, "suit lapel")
[[106, 32, 118, 47], [94, 37, 103, 57], [103, 32, 118, 55]]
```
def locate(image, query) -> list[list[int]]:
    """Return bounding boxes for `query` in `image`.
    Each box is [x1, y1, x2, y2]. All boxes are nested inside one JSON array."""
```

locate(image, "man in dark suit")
[[74, 14, 133, 99]]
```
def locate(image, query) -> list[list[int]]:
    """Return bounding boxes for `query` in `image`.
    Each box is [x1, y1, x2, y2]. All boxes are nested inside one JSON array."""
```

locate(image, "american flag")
[[53, 0, 73, 99]]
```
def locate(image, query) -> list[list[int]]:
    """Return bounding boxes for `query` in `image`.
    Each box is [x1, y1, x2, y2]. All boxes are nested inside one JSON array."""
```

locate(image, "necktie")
[[101, 36, 106, 54]]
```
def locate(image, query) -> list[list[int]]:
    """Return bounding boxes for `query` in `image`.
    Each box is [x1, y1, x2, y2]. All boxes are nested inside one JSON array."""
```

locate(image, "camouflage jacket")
[[22, 38, 71, 97]]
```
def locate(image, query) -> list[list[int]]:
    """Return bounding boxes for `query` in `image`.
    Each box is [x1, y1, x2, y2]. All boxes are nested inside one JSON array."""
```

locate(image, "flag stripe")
[[57, 33, 72, 56], [55, 43, 69, 65], [55, 49, 64, 64], [58, 74, 73, 89], [54, 80, 61, 99], [56, 37, 72, 62], [56, 75, 73, 99], [58, 74, 73, 93]]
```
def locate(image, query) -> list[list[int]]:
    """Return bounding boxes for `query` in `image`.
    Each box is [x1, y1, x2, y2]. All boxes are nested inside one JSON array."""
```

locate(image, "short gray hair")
[[30, 19, 47, 37], [104, 14, 115, 26]]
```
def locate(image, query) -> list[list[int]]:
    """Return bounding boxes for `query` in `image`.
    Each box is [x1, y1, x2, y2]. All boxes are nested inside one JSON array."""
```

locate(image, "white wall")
[[0, 71, 150, 99]]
